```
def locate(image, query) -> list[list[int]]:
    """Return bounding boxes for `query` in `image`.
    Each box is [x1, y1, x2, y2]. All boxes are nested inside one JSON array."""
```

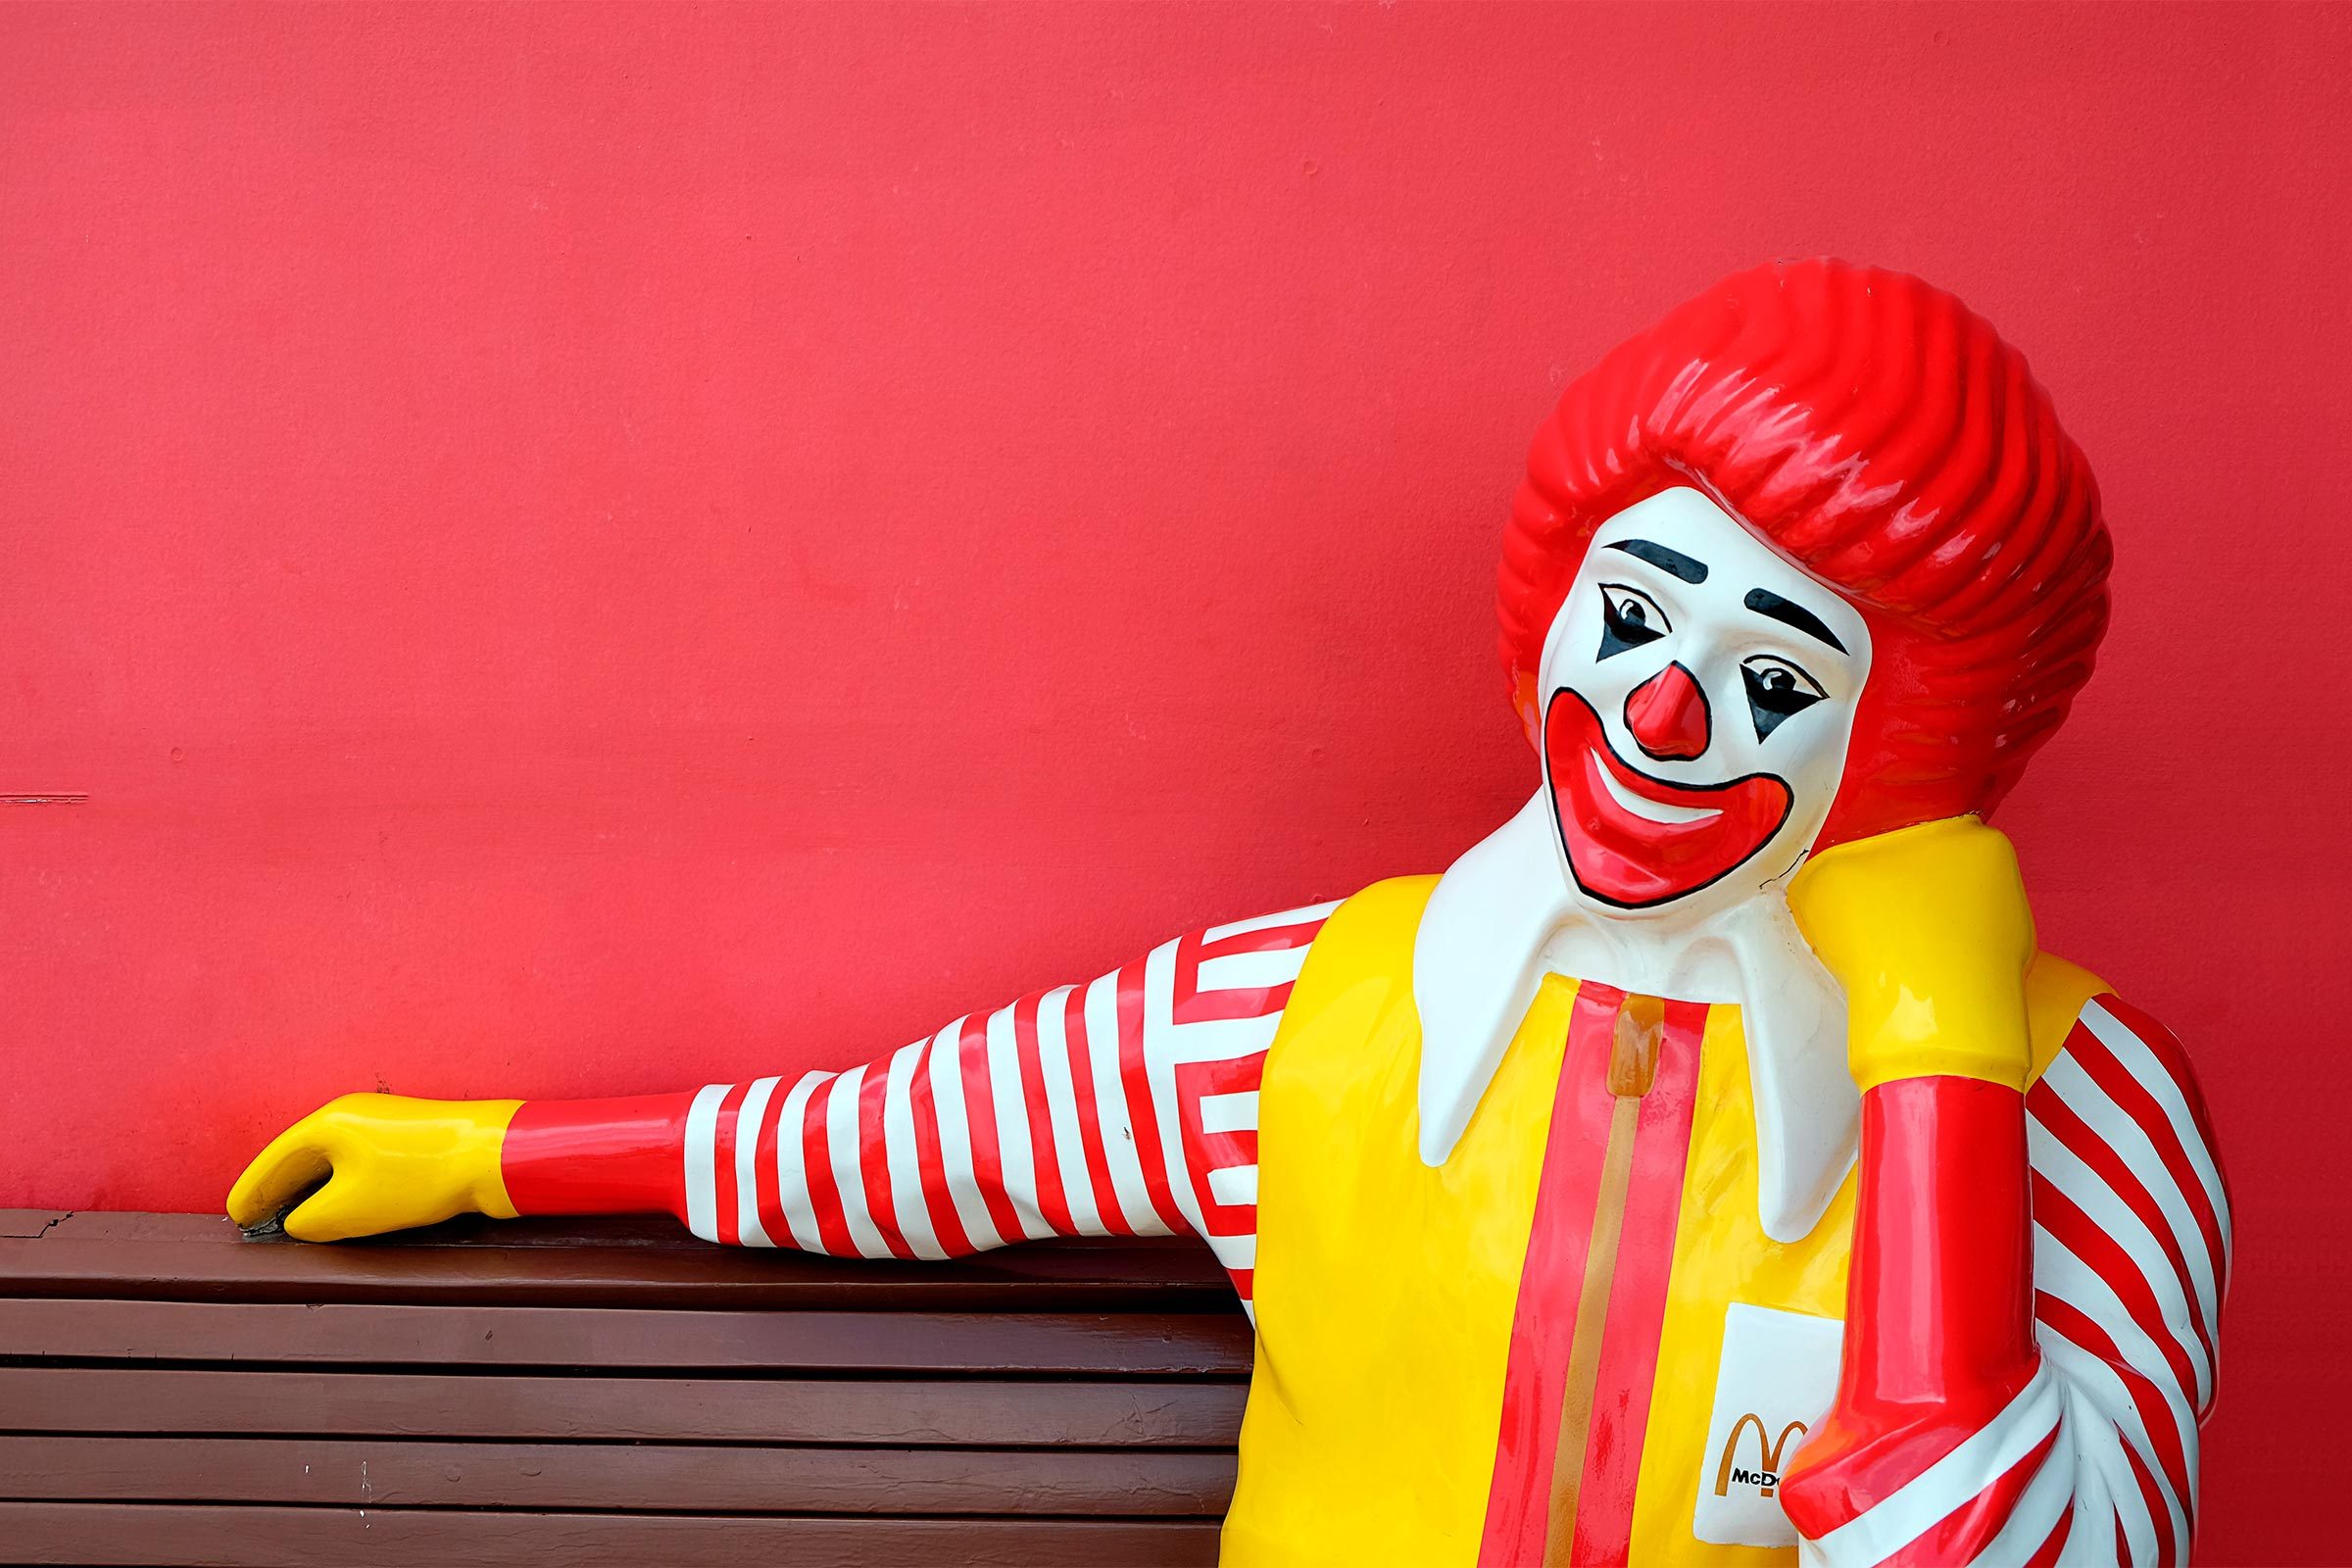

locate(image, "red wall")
[[3, 4, 2345, 1558]]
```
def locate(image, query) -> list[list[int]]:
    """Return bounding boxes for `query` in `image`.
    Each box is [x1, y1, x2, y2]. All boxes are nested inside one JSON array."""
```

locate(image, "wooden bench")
[[0, 1209, 1250, 1566]]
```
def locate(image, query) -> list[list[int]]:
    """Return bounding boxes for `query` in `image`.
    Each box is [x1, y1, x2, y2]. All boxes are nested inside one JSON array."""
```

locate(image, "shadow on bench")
[[0, 1209, 1250, 1566]]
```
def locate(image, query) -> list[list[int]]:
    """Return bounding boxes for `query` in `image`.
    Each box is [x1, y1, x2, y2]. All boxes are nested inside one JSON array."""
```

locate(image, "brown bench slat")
[[0, 1298, 1252, 1374], [0, 1212, 1239, 1311], [0, 1436, 1238, 1516], [0, 1366, 1249, 1446], [0, 1501, 1221, 1567], [0, 1211, 67, 1240], [0, 1213, 1248, 1554]]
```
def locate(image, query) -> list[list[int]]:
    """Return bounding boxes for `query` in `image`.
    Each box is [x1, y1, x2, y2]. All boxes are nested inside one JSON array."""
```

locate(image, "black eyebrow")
[[1605, 538, 1708, 583], [1743, 588, 1847, 653]]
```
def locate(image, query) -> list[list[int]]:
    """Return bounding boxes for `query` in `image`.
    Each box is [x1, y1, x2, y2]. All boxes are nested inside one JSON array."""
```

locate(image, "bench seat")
[[0, 1209, 1250, 1566]]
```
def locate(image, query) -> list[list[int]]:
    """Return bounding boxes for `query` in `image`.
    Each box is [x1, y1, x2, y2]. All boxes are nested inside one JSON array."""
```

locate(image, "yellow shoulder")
[[1311, 874, 1440, 946], [1285, 875, 1440, 1013], [2025, 951, 2112, 1083]]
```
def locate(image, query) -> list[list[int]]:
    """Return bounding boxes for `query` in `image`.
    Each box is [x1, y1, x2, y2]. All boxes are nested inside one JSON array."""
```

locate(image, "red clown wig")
[[1498, 259, 2113, 849]]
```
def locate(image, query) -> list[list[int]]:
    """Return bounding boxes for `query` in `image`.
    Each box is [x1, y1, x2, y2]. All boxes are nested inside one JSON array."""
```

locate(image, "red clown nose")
[[1623, 662, 1710, 760]]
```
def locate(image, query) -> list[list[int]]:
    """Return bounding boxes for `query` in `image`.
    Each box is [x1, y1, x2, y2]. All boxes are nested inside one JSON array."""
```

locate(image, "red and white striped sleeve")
[[498, 900, 1338, 1306], [1782, 994, 2230, 1568]]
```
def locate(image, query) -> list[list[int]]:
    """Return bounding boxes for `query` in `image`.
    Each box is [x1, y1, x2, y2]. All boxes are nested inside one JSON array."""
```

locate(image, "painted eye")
[[1597, 583, 1670, 661], [1741, 656, 1828, 740]]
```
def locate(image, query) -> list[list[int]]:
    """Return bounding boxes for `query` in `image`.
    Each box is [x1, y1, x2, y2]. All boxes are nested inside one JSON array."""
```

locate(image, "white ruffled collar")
[[1409, 790, 1857, 1243]]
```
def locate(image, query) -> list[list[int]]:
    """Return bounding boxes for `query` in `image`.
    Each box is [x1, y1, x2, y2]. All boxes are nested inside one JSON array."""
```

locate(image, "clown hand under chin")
[[1787, 814, 2038, 1095]]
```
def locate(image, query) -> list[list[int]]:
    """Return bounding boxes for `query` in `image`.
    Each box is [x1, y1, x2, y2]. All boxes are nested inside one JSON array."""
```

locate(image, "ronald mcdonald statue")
[[232, 260, 2228, 1566]]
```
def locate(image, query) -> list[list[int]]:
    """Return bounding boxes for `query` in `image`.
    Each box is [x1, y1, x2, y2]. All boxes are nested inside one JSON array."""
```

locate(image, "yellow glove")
[[1786, 816, 2036, 1092], [225, 1094, 522, 1242]]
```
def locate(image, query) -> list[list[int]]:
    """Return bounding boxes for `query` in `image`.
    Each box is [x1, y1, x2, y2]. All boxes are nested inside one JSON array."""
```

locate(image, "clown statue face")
[[231, 261, 2226, 1568], [1539, 488, 1873, 915]]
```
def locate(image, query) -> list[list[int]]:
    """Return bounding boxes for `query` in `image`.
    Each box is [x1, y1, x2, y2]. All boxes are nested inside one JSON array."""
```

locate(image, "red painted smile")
[[1543, 688, 1792, 907]]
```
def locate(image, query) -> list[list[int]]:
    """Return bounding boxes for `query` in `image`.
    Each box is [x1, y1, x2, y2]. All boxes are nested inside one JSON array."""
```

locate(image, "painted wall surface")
[[2, 4, 2345, 1559]]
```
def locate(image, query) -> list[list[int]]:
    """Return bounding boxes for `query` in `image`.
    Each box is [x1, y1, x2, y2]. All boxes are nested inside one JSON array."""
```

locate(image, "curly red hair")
[[1498, 258, 2112, 848]]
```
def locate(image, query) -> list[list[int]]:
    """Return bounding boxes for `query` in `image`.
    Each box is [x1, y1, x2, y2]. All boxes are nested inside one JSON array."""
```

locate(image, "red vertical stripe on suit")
[[956, 1010, 1029, 1248], [798, 1075, 857, 1258], [2022, 1506, 2075, 1568], [1477, 981, 1623, 1568], [2119, 1428, 2180, 1566], [1059, 984, 1133, 1236], [1115, 961, 1188, 1233], [710, 1082, 748, 1246], [753, 1079, 787, 1245], [1013, 991, 1075, 1236], [907, 1036, 975, 1256], [855, 1059, 912, 1258], [1566, 998, 1705, 1567]]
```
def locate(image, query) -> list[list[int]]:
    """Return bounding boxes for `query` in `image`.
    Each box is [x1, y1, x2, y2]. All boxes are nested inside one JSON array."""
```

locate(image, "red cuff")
[[1782, 1076, 2037, 1541], [1847, 1074, 2037, 1401], [500, 1093, 698, 1218]]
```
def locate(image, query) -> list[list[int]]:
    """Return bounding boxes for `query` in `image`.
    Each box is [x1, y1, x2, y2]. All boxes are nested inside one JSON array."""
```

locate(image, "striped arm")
[[1785, 995, 2230, 1568], [504, 902, 1335, 1306]]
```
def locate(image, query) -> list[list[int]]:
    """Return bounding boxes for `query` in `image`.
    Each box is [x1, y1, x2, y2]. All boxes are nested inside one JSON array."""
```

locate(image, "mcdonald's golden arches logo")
[[1712, 1412, 1808, 1499]]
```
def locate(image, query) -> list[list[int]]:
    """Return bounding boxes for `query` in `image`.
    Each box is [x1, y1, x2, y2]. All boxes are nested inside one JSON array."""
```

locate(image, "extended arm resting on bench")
[[227, 903, 1335, 1307]]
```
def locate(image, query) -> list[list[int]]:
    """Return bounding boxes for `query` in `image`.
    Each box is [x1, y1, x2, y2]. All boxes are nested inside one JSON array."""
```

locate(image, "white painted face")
[[1536, 488, 1873, 912]]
